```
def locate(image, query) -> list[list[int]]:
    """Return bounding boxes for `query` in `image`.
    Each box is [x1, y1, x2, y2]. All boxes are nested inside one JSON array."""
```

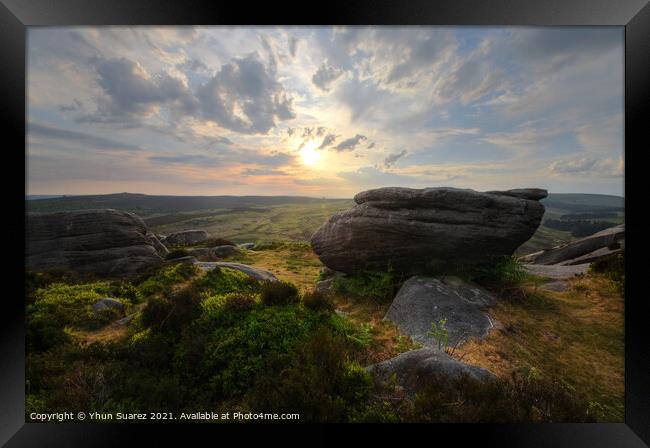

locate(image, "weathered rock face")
[[367, 348, 495, 392], [27, 209, 163, 277], [310, 186, 547, 275], [519, 224, 624, 266], [212, 245, 241, 258], [384, 276, 496, 349], [147, 234, 170, 258], [92, 298, 124, 317], [164, 230, 209, 246]]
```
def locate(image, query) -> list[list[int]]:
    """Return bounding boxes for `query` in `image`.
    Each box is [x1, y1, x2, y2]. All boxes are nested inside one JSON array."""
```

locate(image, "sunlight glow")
[[300, 139, 321, 166]]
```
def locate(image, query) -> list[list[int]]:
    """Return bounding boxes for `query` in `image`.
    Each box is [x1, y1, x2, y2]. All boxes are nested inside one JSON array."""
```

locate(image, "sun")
[[300, 139, 321, 166]]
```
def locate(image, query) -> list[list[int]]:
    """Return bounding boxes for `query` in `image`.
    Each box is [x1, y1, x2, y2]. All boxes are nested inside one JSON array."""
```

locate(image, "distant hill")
[[25, 195, 65, 201], [25, 192, 348, 216], [542, 193, 624, 213]]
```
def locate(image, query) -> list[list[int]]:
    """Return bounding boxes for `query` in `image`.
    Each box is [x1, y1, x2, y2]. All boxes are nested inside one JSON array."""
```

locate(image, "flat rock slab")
[[523, 263, 590, 279], [384, 276, 497, 349], [367, 348, 495, 392], [194, 262, 278, 282]]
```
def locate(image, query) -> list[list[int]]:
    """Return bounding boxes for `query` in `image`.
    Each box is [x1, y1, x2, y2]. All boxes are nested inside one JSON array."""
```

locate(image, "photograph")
[[22, 24, 629, 425]]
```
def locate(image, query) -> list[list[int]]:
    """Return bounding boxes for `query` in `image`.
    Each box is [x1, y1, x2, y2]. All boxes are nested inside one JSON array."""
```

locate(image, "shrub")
[[200, 306, 321, 398], [245, 327, 372, 422], [428, 318, 449, 351], [138, 263, 198, 297], [222, 293, 256, 314], [140, 286, 201, 333], [331, 270, 397, 302], [302, 290, 335, 312], [589, 249, 624, 295], [472, 256, 527, 290], [408, 370, 595, 422], [329, 313, 373, 349], [259, 280, 299, 306], [193, 266, 260, 295]]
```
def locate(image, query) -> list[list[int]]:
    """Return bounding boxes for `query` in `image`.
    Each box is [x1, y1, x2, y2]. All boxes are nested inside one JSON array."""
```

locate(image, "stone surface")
[[167, 256, 198, 264], [92, 298, 124, 316], [522, 263, 590, 279], [187, 247, 213, 260], [558, 246, 623, 266], [26, 209, 163, 277], [164, 230, 209, 246], [212, 245, 241, 258], [238, 242, 255, 250], [112, 314, 136, 327], [194, 262, 278, 282], [519, 224, 624, 266], [367, 348, 495, 391], [384, 276, 497, 348], [147, 234, 170, 257], [311, 186, 546, 275]]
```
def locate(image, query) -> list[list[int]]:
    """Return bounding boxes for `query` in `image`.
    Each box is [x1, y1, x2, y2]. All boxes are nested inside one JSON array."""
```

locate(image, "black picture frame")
[[2, 0, 648, 445]]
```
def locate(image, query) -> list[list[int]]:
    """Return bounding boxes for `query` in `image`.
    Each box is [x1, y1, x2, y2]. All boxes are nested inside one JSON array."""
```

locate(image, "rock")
[[194, 262, 278, 282], [519, 224, 624, 265], [311, 186, 546, 275], [164, 230, 209, 246], [112, 314, 136, 327], [147, 234, 170, 257], [315, 278, 335, 294], [484, 188, 549, 201], [558, 246, 623, 266], [384, 276, 497, 349], [319, 266, 336, 278], [367, 348, 495, 392], [186, 247, 213, 260], [26, 209, 163, 278], [212, 245, 241, 258], [522, 263, 590, 279], [167, 256, 198, 264], [239, 242, 255, 250], [92, 298, 124, 317]]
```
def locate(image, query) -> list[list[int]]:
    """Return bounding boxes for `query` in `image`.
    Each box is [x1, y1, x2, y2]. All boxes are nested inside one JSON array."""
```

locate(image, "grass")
[[452, 274, 624, 421]]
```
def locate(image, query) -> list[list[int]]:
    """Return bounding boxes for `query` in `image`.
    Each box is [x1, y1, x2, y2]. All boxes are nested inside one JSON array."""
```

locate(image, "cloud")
[[334, 134, 367, 152], [288, 36, 300, 58], [312, 61, 344, 91], [318, 133, 339, 149], [29, 122, 140, 151], [196, 53, 295, 134], [547, 156, 623, 177], [149, 154, 217, 166], [383, 149, 408, 168], [241, 168, 288, 176], [82, 57, 193, 124]]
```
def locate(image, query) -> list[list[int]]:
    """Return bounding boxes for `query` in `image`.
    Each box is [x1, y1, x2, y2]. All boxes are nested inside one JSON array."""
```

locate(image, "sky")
[[27, 26, 624, 197]]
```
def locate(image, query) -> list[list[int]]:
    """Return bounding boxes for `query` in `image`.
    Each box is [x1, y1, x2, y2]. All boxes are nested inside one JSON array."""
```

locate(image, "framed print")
[[1, 0, 648, 446]]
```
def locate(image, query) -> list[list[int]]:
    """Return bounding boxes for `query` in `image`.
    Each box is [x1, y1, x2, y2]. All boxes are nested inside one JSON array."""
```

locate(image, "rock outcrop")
[[27, 209, 163, 277], [164, 229, 209, 246], [384, 276, 497, 348], [194, 262, 278, 282], [311, 186, 547, 275], [519, 224, 624, 266], [147, 234, 170, 258], [367, 348, 495, 391], [92, 298, 124, 317]]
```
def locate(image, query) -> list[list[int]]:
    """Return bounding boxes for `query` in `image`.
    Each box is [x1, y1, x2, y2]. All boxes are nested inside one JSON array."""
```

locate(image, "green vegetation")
[[428, 318, 449, 351], [137, 263, 198, 297], [589, 249, 624, 295], [331, 270, 399, 303]]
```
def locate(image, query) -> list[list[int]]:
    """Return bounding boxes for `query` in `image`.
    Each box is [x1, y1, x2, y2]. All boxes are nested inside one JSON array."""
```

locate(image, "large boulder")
[[147, 234, 170, 258], [164, 229, 209, 246], [92, 298, 124, 317], [26, 209, 163, 277], [384, 276, 496, 349], [212, 245, 241, 258], [310, 186, 546, 275], [519, 224, 624, 266], [367, 348, 495, 392]]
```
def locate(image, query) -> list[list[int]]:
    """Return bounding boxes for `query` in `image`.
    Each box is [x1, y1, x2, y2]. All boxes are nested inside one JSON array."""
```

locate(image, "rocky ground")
[[24, 187, 625, 422]]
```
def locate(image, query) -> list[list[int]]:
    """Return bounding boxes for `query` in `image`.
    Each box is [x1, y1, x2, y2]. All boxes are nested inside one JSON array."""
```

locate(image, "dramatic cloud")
[[27, 26, 624, 196], [312, 61, 344, 92], [195, 53, 295, 134], [318, 133, 339, 149], [334, 134, 368, 152], [383, 149, 408, 168]]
